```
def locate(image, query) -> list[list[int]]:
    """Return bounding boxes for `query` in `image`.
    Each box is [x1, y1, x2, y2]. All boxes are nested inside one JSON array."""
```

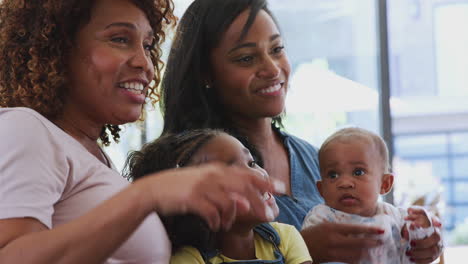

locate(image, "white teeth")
[[119, 82, 145, 93], [258, 83, 281, 94], [127, 89, 140, 95]]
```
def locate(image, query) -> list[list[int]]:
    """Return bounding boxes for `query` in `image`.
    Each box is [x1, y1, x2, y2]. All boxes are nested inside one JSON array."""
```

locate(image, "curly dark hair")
[[0, 0, 175, 145], [124, 129, 224, 253]]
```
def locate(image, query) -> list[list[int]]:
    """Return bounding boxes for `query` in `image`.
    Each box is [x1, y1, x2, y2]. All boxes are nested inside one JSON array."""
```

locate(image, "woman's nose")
[[128, 46, 153, 73], [257, 56, 281, 79]]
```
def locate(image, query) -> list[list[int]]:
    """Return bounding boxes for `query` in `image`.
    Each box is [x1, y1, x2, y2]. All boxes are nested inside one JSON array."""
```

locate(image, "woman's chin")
[[111, 110, 143, 125]]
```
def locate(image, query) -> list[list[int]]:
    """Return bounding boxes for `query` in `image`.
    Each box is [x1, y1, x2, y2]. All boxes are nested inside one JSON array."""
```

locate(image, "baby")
[[125, 129, 312, 264], [302, 127, 441, 264]]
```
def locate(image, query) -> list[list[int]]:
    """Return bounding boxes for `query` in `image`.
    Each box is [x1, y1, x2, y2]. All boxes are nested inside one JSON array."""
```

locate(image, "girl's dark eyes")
[[248, 160, 257, 168], [353, 169, 365, 176]]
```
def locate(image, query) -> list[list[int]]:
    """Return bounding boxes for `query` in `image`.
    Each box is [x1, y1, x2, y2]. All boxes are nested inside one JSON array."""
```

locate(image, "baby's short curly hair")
[[0, 0, 175, 145], [319, 127, 391, 174]]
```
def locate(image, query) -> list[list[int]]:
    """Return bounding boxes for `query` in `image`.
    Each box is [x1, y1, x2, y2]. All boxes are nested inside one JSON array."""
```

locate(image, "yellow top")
[[170, 222, 312, 264]]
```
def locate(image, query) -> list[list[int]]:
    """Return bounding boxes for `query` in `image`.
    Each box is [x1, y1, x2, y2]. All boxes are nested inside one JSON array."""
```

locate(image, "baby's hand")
[[401, 207, 431, 240], [406, 207, 431, 229]]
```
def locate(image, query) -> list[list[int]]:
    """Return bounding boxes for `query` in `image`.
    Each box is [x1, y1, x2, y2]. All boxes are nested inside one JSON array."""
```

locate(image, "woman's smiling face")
[[66, 0, 155, 125], [209, 8, 291, 121]]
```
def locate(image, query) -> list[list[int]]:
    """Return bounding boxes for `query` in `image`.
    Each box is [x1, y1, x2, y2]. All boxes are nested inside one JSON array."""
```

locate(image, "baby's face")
[[318, 138, 390, 217], [189, 133, 279, 224]]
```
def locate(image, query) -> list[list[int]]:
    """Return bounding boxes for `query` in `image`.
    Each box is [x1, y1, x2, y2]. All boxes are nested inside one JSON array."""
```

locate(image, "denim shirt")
[[273, 130, 323, 229], [273, 130, 350, 264]]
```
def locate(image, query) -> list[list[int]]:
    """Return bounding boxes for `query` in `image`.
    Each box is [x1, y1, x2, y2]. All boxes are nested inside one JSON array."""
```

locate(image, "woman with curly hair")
[[0, 0, 283, 263]]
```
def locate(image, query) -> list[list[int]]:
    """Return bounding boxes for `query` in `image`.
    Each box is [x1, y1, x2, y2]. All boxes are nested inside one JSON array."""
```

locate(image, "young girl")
[[125, 129, 312, 264]]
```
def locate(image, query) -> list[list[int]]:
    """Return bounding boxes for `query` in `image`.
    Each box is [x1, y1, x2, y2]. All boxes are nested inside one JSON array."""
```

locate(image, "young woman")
[[0, 0, 282, 263], [160, 0, 443, 263]]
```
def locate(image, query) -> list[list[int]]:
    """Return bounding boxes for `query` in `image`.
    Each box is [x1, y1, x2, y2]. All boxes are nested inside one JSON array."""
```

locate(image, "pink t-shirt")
[[0, 107, 170, 263]]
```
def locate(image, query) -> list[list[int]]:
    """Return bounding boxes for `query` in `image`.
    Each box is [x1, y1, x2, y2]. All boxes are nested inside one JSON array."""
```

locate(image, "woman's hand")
[[136, 162, 283, 231], [406, 231, 442, 264], [301, 222, 384, 264]]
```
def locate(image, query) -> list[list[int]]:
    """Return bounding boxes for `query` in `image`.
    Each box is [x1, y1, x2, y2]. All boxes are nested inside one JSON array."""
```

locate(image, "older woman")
[[160, 0, 443, 263], [0, 0, 281, 263]]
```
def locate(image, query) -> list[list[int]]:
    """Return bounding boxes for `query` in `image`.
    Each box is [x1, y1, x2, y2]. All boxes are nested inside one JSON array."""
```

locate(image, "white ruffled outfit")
[[302, 202, 441, 264]]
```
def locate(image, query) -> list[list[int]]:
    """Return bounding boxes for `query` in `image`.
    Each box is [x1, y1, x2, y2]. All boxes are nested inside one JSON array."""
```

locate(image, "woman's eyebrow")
[[270, 34, 280, 42], [104, 22, 154, 36], [228, 42, 256, 54], [228, 34, 281, 54], [105, 22, 136, 30]]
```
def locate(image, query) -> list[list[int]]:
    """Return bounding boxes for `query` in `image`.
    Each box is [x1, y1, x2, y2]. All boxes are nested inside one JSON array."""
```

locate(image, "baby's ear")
[[316, 180, 324, 197], [380, 173, 394, 195]]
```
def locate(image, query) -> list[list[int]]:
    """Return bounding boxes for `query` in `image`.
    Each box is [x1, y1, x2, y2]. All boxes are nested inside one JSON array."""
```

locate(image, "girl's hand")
[[301, 222, 384, 264], [136, 162, 284, 231]]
